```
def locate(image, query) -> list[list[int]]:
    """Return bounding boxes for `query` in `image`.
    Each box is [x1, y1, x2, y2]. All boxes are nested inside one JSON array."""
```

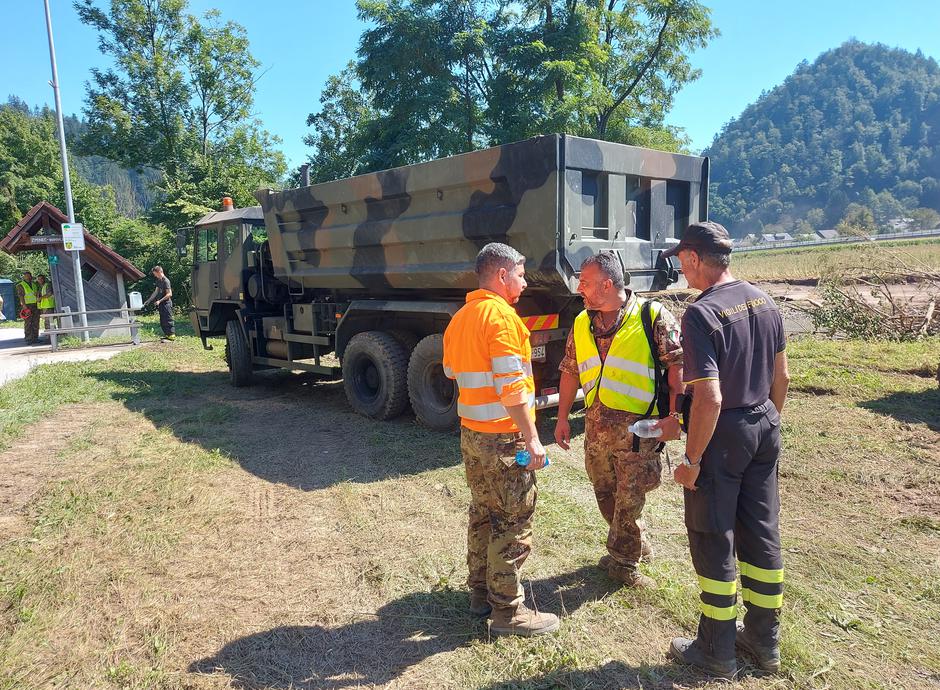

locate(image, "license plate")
[[531, 345, 546, 361]]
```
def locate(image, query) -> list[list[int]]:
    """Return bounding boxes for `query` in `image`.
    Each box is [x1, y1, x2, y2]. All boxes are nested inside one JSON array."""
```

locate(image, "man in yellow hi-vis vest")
[[15, 271, 40, 344], [37, 274, 56, 331], [554, 251, 683, 588]]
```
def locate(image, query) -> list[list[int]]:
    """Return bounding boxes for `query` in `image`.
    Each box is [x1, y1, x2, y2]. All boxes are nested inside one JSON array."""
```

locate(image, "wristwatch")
[[680, 453, 701, 468], [669, 411, 681, 421]]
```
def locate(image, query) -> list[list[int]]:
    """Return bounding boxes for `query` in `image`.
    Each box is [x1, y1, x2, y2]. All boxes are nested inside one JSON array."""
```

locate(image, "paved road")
[[0, 327, 138, 386]]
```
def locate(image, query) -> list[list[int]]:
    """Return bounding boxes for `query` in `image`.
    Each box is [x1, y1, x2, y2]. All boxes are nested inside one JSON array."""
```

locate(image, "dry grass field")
[[732, 238, 940, 282], [0, 328, 937, 689]]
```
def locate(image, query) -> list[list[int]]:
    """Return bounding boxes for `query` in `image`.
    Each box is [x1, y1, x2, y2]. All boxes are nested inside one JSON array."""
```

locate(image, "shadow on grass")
[[189, 589, 480, 689], [89, 367, 462, 490], [188, 579, 700, 690], [88, 363, 579, 491], [475, 658, 738, 690], [859, 387, 940, 432]]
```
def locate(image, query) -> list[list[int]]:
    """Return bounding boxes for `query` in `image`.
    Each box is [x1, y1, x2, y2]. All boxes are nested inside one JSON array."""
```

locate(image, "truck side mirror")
[[176, 228, 191, 257]]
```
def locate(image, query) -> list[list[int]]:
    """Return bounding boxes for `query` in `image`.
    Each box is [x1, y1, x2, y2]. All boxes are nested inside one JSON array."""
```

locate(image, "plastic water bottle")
[[628, 418, 663, 438], [515, 449, 550, 468]]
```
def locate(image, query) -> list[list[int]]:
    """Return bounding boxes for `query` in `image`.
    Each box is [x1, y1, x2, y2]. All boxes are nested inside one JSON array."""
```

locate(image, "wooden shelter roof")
[[0, 201, 145, 281]]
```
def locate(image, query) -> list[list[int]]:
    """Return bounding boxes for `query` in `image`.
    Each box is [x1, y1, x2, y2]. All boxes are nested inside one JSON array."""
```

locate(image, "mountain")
[[705, 41, 940, 237]]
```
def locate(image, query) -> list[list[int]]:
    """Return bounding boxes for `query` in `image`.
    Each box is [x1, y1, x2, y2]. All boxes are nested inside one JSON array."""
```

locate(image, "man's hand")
[[523, 436, 547, 471], [674, 462, 700, 491], [653, 415, 682, 442], [553, 418, 571, 450]]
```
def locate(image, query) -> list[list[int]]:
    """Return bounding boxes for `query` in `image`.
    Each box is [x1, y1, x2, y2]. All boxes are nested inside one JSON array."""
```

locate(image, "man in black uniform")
[[664, 222, 791, 678], [143, 266, 175, 341]]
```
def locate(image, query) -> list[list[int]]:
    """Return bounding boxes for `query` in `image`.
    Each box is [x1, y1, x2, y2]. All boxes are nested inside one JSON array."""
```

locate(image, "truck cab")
[[184, 199, 266, 343]]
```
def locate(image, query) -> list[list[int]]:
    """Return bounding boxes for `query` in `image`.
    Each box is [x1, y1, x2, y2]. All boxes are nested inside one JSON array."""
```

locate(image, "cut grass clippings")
[[0, 332, 937, 689]]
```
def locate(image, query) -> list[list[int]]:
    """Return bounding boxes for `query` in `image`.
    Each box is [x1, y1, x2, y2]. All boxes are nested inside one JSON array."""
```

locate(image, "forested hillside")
[[707, 41, 940, 237]]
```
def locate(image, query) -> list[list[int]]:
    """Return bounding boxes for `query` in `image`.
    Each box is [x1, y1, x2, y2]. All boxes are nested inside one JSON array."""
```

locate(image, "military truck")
[[182, 134, 707, 430]]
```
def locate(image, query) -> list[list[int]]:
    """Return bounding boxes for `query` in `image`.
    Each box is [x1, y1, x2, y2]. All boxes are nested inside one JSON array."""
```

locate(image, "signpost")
[[61, 223, 86, 251]]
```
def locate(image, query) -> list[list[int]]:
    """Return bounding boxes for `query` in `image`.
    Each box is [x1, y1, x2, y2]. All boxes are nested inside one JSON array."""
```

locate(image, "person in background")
[[15, 271, 40, 344], [37, 274, 56, 331], [143, 265, 175, 341]]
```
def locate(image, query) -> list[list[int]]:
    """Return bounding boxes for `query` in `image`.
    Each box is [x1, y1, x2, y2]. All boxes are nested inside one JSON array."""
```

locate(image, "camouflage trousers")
[[23, 308, 40, 343], [584, 414, 663, 570], [461, 426, 537, 609]]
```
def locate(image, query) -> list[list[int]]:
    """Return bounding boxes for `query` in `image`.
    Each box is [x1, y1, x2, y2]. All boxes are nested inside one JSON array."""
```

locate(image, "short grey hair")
[[696, 250, 732, 269], [580, 251, 625, 289], [475, 242, 525, 278]]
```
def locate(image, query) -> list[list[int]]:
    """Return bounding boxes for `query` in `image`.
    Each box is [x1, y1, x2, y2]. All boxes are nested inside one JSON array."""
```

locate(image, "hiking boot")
[[489, 604, 559, 637], [736, 621, 780, 673], [469, 589, 491, 617], [607, 562, 657, 589], [165, 334, 176, 341], [668, 637, 737, 680]]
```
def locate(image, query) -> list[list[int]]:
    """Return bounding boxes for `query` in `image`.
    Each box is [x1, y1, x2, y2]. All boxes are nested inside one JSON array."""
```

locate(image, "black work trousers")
[[684, 400, 783, 661], [158, 299, 175, 337]]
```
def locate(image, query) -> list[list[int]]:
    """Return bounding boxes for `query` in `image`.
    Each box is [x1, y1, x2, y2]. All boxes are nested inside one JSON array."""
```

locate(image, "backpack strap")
[[632, 299, 665, 453]]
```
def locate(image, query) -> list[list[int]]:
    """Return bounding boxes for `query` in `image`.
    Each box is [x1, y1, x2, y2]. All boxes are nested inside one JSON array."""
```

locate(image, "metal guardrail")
[[733, 229, 940, 252], [42, 306, 140, 352]]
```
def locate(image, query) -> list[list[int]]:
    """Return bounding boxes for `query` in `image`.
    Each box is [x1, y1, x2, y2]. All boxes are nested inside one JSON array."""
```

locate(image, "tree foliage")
[[707, 41, 940, 236], [303, 0, 716, 179], [75, 0, 285, 230]]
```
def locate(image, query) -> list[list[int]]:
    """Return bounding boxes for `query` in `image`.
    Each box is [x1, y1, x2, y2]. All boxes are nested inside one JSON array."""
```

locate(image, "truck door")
[[192, 225, 220, 311], [219, 223, 243, 301]]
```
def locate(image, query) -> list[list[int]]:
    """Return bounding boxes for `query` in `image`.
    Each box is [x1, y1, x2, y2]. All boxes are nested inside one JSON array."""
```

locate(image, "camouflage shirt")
[[559, 292, 683, 425]]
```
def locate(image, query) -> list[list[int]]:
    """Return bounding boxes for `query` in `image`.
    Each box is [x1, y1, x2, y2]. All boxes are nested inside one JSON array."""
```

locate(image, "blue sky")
[[5, 1, 939, 169]]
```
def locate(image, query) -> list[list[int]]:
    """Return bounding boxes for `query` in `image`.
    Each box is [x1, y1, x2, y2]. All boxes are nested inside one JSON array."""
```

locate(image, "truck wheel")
[[408, 334, 458, 431], [388, 329, 420, 355], [225, 320, 254, 387], [342, 331, 409, 420]]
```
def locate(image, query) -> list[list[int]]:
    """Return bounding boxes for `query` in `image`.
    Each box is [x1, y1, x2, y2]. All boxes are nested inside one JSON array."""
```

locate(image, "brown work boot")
[[607, 562, 657, 589], [469, 589, 491, 617], [736, 621, 780, 673], [668, 637, 737, 680], [489, 604, 559, 637]]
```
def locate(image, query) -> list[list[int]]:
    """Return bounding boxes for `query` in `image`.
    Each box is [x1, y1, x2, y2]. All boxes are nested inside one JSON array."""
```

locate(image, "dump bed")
[[256, 134, 707, 295]]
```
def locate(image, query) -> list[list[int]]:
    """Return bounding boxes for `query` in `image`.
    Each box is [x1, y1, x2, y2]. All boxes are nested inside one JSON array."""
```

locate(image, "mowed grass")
[[0, 333, 937, 689], [733, 238, 940, 282]]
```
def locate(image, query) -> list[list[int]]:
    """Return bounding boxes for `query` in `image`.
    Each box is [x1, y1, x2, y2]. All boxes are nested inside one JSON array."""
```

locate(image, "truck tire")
[[342, 331, 409, 420], [408, 334, 458, 431], [225, 319, 254, 387], [388, 329, 420, 355]]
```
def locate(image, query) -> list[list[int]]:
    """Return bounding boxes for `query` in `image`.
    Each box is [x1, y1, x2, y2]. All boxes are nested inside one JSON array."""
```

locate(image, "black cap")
[[661, 221, 734, 258]]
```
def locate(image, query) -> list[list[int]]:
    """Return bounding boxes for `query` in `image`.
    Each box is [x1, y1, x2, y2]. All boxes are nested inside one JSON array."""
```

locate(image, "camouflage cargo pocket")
[[495, 435, 536, 516]]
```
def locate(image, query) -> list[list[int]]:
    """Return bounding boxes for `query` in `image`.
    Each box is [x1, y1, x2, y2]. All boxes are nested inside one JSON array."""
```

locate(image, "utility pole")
[[44, 0, 88, 341]]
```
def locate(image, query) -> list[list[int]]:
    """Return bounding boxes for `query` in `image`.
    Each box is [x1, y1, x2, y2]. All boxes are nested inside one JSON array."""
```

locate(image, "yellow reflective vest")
[[38, 283, 55, 310], [17, 280, 38, 305], [573, 298, 661, 414]]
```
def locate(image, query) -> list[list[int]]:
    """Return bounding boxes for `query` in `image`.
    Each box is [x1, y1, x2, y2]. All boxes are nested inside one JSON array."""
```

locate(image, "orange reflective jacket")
[[443, 289, 535, 433]]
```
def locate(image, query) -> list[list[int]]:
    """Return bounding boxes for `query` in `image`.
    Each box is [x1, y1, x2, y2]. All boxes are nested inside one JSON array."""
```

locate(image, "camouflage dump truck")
[[183, 134, 707, 430]]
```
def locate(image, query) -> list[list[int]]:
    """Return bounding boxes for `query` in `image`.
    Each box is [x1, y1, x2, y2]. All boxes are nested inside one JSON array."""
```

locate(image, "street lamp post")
[[43, 0, 88, 341]]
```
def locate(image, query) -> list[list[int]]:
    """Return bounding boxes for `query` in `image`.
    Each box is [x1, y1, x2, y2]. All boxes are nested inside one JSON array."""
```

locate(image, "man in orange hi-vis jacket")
[[443, 242, 559, 638]]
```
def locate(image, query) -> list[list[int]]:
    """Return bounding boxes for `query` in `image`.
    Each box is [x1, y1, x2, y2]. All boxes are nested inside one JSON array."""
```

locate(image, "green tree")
[[75, 0, 286, 232], [302, 64, 378, 183], [305, 0, 715, 177], [910, 207, 940, 230]]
